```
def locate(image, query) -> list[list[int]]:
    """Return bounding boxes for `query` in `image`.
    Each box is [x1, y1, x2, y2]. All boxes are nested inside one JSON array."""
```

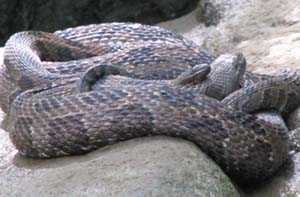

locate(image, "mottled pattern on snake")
[[7, 68, 288, 185], [4, 23, 214, 85], [243, 69, 300, 117], [0, 23, 293, 186], [1, 23, 216, 112]]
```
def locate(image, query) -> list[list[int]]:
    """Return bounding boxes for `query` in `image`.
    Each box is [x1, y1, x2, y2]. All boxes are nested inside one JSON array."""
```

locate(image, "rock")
[[0, 128, 239, 196], [0, 0, 198, 46], [242, 153, 300, 197], [159, 0, 300, 73], [159, 0, 252, 55], [289, 128, 300, 153]]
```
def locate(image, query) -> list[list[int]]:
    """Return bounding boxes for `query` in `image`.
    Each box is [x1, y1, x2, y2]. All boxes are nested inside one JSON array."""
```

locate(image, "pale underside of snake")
[[1, 22, 299, 186]]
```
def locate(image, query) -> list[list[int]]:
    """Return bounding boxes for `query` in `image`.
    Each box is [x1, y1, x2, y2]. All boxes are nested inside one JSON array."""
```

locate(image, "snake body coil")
[[0, 23, 292, 185]]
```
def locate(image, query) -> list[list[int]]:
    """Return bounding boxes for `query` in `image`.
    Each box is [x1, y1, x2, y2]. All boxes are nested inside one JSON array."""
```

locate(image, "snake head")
[[205, 53, 246, 100]]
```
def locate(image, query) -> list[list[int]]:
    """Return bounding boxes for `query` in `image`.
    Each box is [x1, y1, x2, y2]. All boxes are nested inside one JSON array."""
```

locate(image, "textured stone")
[[160, 0, 300, 73]]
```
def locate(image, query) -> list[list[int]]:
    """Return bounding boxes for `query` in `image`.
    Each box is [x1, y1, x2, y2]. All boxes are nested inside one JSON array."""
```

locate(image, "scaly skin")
[[7, 70, 289, 185], [0, 23, 293, 186]]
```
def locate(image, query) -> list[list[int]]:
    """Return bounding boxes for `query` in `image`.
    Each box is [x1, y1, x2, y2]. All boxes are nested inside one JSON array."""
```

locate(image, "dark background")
[[0, 0, 199, 45]]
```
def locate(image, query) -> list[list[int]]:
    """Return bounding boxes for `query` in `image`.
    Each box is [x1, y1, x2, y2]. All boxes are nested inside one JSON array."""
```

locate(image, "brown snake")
[[0, 22, 296, 185]]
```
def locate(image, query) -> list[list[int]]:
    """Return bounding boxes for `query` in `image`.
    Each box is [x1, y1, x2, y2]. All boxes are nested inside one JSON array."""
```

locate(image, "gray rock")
[[159, 0, 300, 73], [289, 128, 300, 153], [0, 128, 238, 196], [159, 0, 251, 55]]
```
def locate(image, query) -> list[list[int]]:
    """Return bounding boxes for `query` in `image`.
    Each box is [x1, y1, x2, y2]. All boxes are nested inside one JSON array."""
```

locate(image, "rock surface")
[[0, 128, 238, 196], [0, 0, 198, 46], [159, 0, 300, 73]]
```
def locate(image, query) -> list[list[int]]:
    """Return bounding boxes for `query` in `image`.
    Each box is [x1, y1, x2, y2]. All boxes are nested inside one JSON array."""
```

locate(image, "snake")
[[0, 23, 295, 185]]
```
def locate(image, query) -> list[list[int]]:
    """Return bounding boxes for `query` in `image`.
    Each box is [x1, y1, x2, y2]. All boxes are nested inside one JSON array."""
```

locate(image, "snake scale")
[[0, 22, 297, 185]]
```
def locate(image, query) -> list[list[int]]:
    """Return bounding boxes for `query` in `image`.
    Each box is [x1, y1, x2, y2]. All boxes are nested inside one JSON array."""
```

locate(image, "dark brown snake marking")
[[0, 22, 296, 185]]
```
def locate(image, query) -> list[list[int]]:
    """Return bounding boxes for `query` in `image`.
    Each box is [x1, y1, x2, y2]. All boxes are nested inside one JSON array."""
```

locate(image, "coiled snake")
[[0, 23, 297, 185]]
